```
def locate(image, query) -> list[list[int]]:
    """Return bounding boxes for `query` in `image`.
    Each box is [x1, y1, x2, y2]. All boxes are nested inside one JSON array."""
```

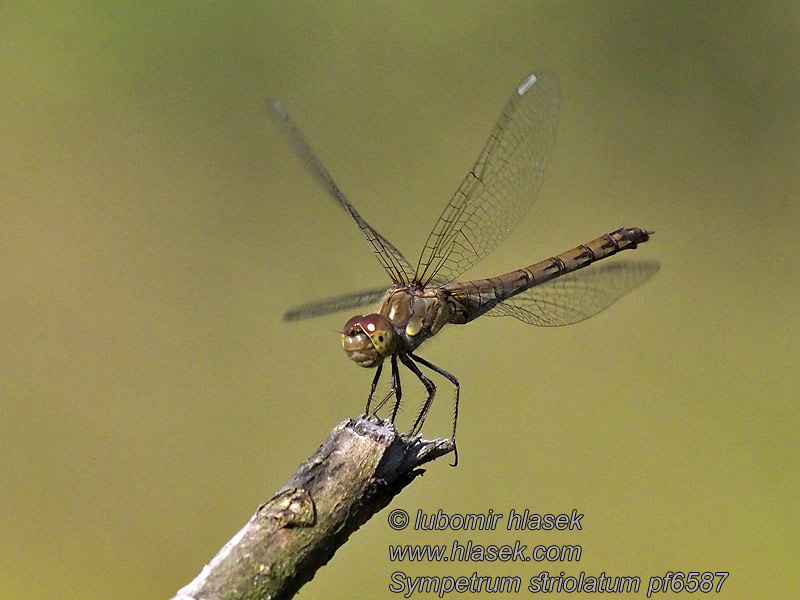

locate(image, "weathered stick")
[[171, 416, 454, 600]]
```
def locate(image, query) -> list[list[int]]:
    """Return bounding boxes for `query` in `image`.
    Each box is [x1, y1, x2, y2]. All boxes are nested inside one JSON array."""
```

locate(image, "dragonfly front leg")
[[399, 353, 437, 436], [369, 355, 401, 418], [365, 362, 384, 414]]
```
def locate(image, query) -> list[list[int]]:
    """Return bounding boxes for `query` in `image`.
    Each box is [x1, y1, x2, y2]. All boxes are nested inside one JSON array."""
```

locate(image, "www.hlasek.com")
[[386, 508, 729, 597]]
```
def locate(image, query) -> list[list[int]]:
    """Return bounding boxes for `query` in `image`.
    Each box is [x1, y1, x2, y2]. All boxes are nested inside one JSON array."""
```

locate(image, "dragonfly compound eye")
[[341, 314, 395, 368]]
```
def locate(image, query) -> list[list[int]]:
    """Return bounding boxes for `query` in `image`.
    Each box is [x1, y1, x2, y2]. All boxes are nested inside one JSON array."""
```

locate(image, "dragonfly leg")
[[398, 353, 437, 437], [370, 355, 400, 417], [409, 353, 461, 467], [389, 354, 403, 423], [371, 388, 394, 415], [365, 362, 384, 415]]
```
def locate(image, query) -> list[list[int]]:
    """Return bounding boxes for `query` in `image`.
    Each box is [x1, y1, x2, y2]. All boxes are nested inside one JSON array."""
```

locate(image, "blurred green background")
[[1, 2, 797, 598]]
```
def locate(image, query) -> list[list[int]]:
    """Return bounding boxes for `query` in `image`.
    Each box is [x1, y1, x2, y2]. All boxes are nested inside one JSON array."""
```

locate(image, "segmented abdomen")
[[445, 227, 652, 324]]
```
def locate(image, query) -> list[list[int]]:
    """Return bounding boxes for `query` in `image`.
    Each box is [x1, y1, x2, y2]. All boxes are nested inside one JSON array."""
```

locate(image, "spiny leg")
[[398, 353, 437, 436], [365, 362, 384, 414], [371, 355, 400, 418], [409, 353, 461, 467], [389, 354, 403, 423], [370, 389, 395, 415]]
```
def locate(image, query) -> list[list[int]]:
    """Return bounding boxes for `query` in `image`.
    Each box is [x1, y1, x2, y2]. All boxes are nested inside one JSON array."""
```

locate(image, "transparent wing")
[[485, 261, 660, 326], [269, 101, 415, 285], [283, 287, 389, 321], [415, 72, 559, 286]]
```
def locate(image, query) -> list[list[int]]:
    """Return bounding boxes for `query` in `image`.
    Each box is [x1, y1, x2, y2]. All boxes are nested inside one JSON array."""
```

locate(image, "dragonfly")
[[272, 72, 658, 464]]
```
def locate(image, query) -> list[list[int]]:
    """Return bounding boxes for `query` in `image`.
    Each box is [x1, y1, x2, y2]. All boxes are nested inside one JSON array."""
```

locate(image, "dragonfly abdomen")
[[445, 227, 652, 324]]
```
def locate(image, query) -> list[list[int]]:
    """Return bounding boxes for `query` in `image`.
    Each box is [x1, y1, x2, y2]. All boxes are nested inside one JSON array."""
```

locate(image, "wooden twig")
[[171, 416, 454, 600]]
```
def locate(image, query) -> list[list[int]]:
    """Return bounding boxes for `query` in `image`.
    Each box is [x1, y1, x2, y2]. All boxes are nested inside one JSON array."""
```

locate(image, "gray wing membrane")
[[283, 287, 389, 321], [269, 101, 415, 285], [486, 261, 660, 326], [415, 72, 560, 287]]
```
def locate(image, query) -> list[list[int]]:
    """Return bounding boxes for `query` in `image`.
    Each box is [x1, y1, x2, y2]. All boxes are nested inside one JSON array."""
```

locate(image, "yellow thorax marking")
[[406, 314, 424, 337]]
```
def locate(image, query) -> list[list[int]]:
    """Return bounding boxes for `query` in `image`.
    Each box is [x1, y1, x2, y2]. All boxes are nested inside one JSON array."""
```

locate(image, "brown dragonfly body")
[[272, 72, 658, 464]]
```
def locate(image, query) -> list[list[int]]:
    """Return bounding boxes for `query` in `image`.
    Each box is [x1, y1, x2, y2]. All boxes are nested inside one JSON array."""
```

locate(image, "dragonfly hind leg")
[[398, 354, 437, 436], [408, 353, 461, 467]]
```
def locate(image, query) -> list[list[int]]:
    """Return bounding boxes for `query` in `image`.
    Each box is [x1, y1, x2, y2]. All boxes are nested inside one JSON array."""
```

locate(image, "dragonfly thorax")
[[379, 287, 451, 352], [341, 314, 396, 368]]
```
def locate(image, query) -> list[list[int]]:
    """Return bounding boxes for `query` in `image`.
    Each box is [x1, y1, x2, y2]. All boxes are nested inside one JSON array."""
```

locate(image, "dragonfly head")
[[341, 314, 396, 368]]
